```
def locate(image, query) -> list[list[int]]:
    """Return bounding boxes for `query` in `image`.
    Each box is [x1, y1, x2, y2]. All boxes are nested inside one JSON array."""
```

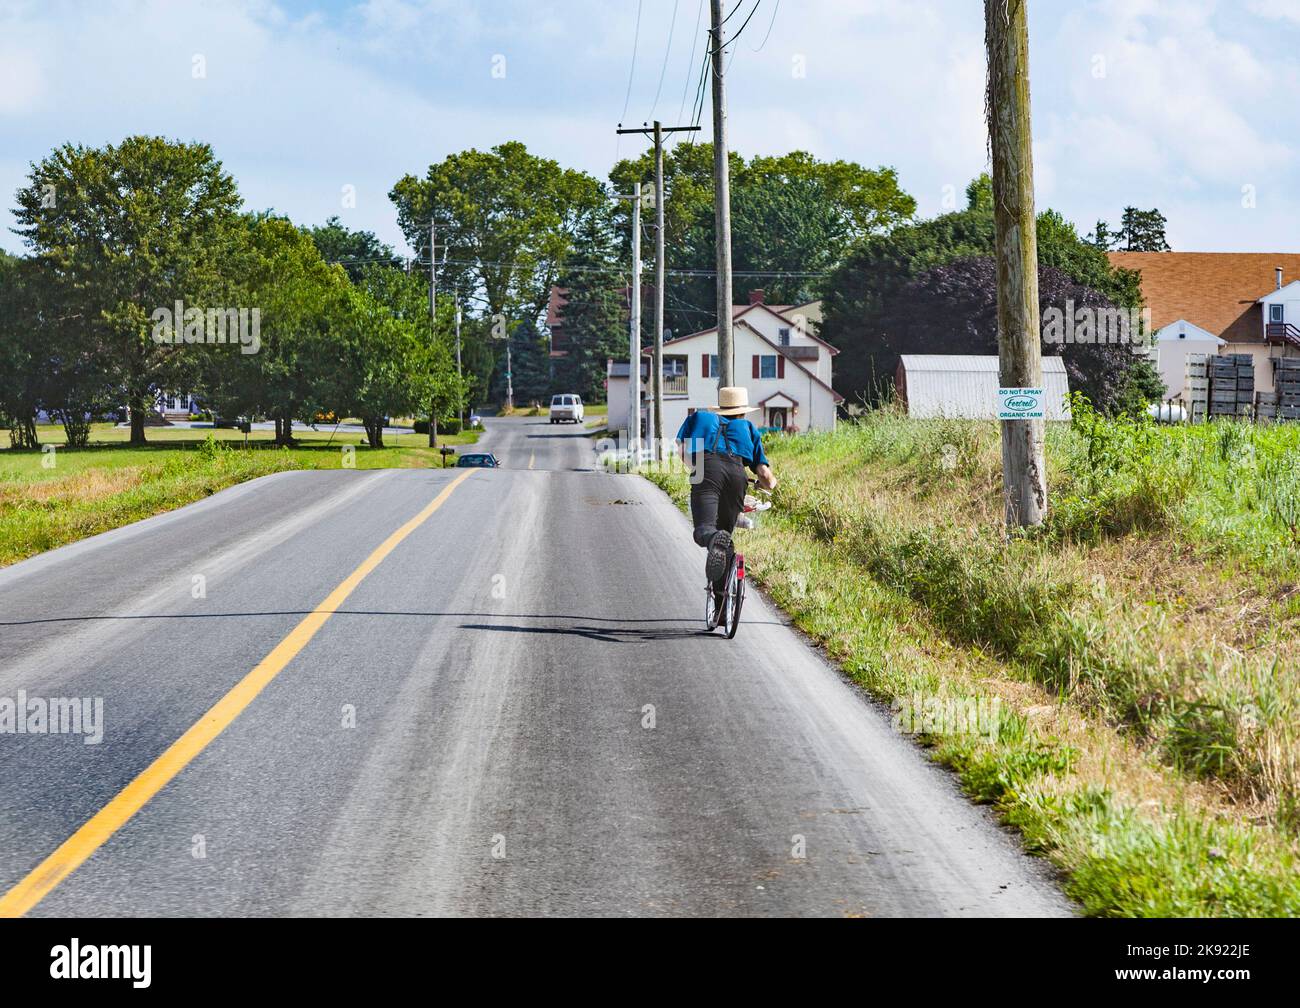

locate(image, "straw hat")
[[710, 386, 760, 416]]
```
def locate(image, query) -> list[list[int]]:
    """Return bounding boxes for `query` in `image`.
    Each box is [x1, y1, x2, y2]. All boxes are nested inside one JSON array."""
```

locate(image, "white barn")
[[896, 354, 1072, 420]]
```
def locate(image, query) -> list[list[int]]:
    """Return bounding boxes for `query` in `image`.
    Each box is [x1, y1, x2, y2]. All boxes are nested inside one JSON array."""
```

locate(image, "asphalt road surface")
[[0, 417, 1071, 917]]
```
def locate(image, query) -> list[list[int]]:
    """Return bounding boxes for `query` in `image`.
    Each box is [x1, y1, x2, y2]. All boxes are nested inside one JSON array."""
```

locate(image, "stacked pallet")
[[1273, 358, 1300, 420], [1184, 354, 1209, 423], [1208, 354, 1254, 419]]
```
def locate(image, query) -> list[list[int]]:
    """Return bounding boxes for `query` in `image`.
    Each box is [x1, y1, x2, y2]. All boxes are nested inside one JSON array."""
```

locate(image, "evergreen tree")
[[552, 209, 628, 402], [1118, 207, 1171, 251]]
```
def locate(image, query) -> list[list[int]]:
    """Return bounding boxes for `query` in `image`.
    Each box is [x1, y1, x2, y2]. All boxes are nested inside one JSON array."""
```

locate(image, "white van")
[[549, 394, 584, 424]]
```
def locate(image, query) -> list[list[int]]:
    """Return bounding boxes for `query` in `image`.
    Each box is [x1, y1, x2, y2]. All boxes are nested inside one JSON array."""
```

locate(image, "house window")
[[1270, 304, 1285, 324], [778, 327, 791, 346], [759, 354, 777, 379], [703, 354, 719, 378]]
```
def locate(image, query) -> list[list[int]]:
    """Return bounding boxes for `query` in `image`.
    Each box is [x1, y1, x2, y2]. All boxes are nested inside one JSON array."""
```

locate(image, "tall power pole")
[[611, 186, 645, 456], [986, 0, 1046, 528], [709, 0, 734, 387], [454, 299, 463, 426], [428, 217, 437, 447], [630, 189, 643, 456], [618, 120, 701, 456], [652, 121, 665, 454]]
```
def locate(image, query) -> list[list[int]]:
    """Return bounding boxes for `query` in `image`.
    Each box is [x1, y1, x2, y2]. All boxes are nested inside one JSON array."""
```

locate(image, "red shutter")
[[752, 355, 760, 379], [701, 354, 710, 378], [777, 356, 785, 378]]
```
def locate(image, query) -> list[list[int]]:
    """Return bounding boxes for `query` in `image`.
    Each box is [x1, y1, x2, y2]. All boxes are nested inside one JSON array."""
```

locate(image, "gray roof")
[[898, 354, 1068, 373], [607, 361, 648, 378]]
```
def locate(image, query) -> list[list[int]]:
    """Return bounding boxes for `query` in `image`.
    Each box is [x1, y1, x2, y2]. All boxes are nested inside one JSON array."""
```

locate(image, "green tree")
[[0, 254, 44, 449], [204, 213, 344, 444], [552, 208, 628, 401], [328, 285, 438, 448], [0, 253, 117, 448], [389, 142, 604, 402], [12, 136, 244, 445], [1087, 207, 1171, 251], [1117, 206, 1171, 251], [305, 216, 402, 282], [609, 145, 915, 334], [1087, 219, 1117, 250], [822, 176, 1149, 408], [358, 263, 471, 436]]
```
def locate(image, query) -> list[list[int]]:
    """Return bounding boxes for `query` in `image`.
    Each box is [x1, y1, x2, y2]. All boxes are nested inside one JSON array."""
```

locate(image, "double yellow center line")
[[0, 468, 473, 917]]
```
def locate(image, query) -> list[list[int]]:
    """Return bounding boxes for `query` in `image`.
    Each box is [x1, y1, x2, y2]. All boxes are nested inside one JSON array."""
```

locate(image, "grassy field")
[[643, 407, 1300, 916], [0, 423, 481, 567]]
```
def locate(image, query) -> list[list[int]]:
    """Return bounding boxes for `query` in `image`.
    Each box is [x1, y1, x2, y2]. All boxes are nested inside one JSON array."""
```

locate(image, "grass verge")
[[640, 414, 1300, 916], [0, 424, 481, 568]]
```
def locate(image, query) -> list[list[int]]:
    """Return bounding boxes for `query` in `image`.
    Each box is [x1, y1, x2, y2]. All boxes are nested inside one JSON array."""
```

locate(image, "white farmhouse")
[[606, 292, 842, 439]]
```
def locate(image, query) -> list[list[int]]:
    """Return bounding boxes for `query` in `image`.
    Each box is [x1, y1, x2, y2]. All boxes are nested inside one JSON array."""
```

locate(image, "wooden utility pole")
[[629, 189, 643, 456], [709, 0, 734, 386], [454, 298, 463, 427], [611, 186, 645, 455], [428, 217, 437, 447], [618, 120, 700, 456], [986, 0, 1046, 528], [652, 121, 665, 453]]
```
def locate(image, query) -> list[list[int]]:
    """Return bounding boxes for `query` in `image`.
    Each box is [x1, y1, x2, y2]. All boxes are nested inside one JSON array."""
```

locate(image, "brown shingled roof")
[[1108, 252, 1300, 343]]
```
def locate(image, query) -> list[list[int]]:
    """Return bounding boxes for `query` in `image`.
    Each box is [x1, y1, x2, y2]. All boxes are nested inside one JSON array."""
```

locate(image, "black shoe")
[[705, 530, 733, 584]]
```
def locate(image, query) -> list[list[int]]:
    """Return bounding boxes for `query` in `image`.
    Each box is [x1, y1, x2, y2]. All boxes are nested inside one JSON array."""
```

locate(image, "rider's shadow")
[[457, 621, 719, 642]]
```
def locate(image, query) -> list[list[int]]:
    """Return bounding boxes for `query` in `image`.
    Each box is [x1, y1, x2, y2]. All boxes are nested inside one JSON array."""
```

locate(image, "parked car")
[[549, 394, 584, 424], [455, 453, 500, 468]]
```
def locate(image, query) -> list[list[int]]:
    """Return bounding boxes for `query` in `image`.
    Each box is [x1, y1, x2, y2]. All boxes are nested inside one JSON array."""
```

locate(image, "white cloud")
[[4, 0, 1300, 255]]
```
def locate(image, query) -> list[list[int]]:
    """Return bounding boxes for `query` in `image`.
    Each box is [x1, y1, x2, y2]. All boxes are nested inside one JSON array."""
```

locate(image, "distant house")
[[895, 354, 1071, 420], [1108, 252, 1300, 396], [605, 291, 841, 437], [545, 285, 572, 360]]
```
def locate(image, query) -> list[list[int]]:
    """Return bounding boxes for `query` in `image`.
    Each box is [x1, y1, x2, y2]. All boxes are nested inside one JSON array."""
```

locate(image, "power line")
[[619, 0, 645, 138], [750, 0, 779, 51], [728, 0, 764, 44], [325, 254, 829, 280], [650, 0, 681, 119], [676, 0, 705, 124]]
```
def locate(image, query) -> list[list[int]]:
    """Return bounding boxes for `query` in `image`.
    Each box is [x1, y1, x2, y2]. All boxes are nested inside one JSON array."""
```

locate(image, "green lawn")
[[0, 423, 482, 567]]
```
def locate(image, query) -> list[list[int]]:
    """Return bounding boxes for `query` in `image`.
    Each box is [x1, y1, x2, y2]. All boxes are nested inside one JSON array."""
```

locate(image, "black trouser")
[[689, 452, 748, 583]]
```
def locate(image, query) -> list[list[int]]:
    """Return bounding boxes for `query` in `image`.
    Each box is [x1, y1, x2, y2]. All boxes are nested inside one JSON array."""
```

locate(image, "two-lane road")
[[0, 418, 1070, 916]]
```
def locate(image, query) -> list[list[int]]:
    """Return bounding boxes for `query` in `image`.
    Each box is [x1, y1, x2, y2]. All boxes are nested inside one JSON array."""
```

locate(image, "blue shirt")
[[676, 411, 769, 472]]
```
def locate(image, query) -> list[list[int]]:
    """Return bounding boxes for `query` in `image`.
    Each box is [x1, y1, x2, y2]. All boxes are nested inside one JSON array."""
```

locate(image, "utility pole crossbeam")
[[986, 0, 1046, 529], [710, 0, 734, 387], [617, 120, 700, 458]]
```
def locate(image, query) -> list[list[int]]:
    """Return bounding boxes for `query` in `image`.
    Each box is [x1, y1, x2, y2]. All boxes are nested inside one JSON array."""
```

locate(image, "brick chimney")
[[748, 289, 765, 305]]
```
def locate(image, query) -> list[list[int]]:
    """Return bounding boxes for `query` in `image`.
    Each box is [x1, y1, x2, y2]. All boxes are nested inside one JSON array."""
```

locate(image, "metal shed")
[[896, 354, 1071, 420]]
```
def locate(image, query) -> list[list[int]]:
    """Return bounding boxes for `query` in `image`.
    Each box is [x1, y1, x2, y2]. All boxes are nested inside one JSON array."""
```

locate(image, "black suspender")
[[707, 415, 730, 455]]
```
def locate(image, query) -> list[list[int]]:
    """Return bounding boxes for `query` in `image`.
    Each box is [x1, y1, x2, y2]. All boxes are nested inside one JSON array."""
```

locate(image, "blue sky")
[[3, 0, 1300, 258]]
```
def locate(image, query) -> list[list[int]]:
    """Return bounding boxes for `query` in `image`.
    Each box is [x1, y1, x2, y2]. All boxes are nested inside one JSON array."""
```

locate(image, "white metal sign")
[[997, 387, 1045, 420]]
